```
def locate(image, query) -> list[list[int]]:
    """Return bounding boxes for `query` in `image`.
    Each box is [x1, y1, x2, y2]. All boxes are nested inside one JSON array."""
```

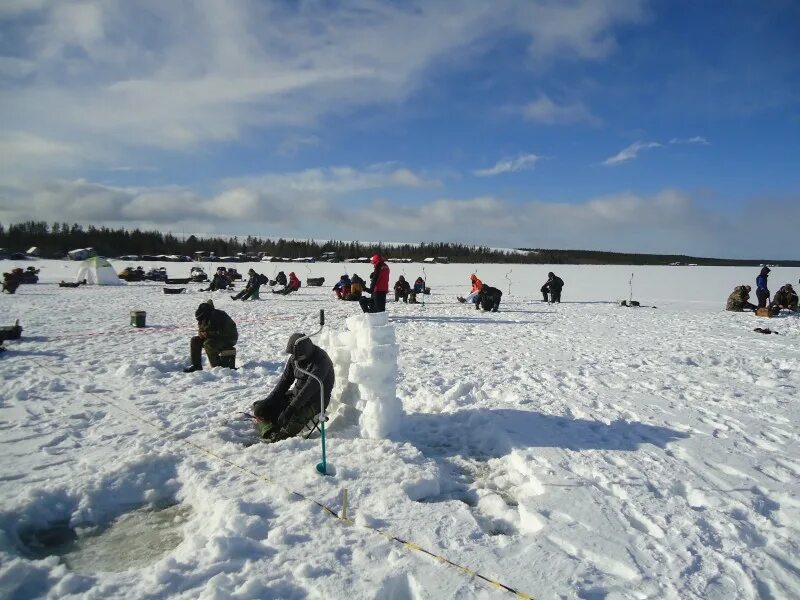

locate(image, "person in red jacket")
[[360, 254, 390, 313], [273, 271, 301, 295]]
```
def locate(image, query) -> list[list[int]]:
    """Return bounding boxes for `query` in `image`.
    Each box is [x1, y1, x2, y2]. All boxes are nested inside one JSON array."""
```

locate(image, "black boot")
[[183, 365, 202, 373]]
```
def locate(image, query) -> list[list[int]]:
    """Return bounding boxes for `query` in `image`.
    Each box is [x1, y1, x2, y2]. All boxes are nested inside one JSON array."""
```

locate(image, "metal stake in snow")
[[505, 269, 513, 296], [629, 272, 634, 305], [292, 309, 331, 475], [422, 266, 428, 309]]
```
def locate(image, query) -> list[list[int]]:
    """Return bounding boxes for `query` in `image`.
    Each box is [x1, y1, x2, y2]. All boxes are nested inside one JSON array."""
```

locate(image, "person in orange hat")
[[457, 273, 482, 304], [360, 254, 390, 313]]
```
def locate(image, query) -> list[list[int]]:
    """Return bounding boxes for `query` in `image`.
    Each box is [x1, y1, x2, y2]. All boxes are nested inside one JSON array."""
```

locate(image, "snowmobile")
[[144, 267, 168, 282], [190, 266, 208, 282]]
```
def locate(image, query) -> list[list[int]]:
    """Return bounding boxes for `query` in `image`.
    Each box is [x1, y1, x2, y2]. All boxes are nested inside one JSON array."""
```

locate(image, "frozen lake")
[[1, 260, 798, 599]]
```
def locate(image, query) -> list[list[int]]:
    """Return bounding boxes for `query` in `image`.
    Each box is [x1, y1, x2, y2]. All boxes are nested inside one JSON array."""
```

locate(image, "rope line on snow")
[[24, 357, 535, 600], [45, 312, 298, 342]]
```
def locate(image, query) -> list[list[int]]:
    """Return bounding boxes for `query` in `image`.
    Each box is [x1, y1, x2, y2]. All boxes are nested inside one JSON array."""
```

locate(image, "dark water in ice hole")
[[20, 502, 191, 573]]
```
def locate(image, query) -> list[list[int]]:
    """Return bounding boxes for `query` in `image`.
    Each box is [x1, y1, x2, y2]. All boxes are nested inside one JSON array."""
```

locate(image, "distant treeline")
[[1, 221, 798, 266]]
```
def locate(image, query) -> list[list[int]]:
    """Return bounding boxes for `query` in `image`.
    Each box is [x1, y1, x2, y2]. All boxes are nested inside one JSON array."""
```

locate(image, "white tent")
[[75, 257, 124, 285]]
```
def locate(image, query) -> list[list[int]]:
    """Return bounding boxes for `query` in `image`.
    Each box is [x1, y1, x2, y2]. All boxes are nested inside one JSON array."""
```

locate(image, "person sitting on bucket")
[[184, 300, 238, 372], [409, 276, 426, 304], [541, 272, 564, 303], [251, 332, 335, 442], [393, 275, 411, 303]]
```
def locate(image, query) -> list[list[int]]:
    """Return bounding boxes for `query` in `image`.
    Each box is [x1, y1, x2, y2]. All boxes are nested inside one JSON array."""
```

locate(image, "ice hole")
[[19, 502, 191, 573]]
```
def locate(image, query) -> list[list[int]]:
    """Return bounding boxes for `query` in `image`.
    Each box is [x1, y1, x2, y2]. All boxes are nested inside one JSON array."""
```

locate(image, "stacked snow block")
[[319, 312, 403, 439]]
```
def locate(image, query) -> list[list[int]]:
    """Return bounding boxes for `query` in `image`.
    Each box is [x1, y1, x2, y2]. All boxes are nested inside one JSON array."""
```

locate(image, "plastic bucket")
[[130, 311, 147, 328]]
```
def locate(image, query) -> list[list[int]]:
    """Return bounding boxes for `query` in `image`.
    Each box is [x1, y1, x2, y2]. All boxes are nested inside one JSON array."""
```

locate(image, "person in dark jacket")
[[771, 284, 798, 312], [756, 267, 771, 309], [409, 277, 426, 304], [252, 332, 335, 442], [393, 275, 411, 303], [184, 300, 238, 372], [541, 272, 564, 303], [2, 269, 23, 294], [333, 274, 352, 300], [203, 269, 231, 292], [359, 255, 390, 313], [476, 283, 503, 312], [272, 271, 287, 287], [231, 269, 265, 300], [726, 285, 756, 312], [273, 271, 301, 295]]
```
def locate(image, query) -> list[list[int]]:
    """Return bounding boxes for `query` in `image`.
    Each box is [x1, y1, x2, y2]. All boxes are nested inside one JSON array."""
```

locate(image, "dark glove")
[[276, 405, 294, 430]]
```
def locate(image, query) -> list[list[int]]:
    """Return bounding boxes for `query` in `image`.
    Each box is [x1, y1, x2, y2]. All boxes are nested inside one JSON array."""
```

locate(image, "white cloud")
[[6, 172, 779, 256], [522, 95, 600, 125], [603, 141, 661, 166], [0, 0, 647, 168], [474, 154, 542, 177], [669, 136, 710, 145]]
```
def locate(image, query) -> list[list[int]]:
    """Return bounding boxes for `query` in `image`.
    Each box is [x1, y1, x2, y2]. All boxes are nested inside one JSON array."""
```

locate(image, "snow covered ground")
[[1, 259, 799, 599]]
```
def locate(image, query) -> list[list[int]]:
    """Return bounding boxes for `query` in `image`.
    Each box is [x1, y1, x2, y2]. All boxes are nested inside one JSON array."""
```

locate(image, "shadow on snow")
[[402, 408, 688, 458]]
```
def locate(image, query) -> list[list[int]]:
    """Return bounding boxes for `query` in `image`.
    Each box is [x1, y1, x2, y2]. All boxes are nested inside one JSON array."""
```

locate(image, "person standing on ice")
[[184, 300, 238, 372], [359, 254, 390, 313], [457, 273, 482, 304], [541, 272, 564, 303], [755, 267, 771, 308], [251, 333, 335, 442], [725, 285, 756, 312]]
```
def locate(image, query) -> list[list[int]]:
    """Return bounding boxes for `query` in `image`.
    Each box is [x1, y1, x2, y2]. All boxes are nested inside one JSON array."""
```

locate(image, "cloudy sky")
[[1, 1, 798, 257]]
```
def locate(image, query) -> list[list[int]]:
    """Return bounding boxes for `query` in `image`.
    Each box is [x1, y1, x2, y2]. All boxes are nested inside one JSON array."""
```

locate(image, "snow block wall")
[[319, 312, 403, 439]]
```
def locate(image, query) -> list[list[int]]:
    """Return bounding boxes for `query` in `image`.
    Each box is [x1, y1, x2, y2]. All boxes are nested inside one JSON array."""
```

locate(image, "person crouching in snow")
[[476, 283, 503, 312], [333, 274, 351, 299], [394, 275, 411, 303], [251, 333, 335, 442], [541, 272, 564, 303], [359, 254, 390, 313], [771, 284, 798, 312], [273, 271, 301, 295], [725, 285, 756, 312], [184, 300, 238, 372], [457, 273, 482, 304]]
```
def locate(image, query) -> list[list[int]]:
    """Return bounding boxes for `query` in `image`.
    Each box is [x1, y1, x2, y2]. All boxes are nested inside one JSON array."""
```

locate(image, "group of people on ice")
[[182, 298, 333, 444], [726, 267, 798, 314], [455, 271, 564, 312], [330, 255, 430, 311]]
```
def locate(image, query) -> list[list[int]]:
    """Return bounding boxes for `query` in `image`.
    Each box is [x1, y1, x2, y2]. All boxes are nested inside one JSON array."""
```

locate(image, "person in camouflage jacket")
[[184, 300, 238, 372], [725, 285, 756, 312]]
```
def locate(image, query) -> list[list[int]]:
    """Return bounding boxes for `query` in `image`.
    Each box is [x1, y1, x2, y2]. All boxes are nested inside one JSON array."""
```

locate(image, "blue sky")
[[1, 0, 798, 257]]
